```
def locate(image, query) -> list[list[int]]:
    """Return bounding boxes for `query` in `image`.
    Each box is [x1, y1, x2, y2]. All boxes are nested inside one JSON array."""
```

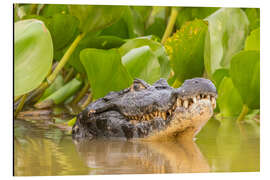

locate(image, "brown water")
[[14, 118, 260, 176]]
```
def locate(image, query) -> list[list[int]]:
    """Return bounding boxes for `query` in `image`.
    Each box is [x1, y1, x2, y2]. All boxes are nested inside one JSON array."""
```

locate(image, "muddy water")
[[14, 118, 260, 176]]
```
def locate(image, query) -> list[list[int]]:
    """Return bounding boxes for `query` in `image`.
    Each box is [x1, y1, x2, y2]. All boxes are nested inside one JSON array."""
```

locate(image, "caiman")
[[72, 78, 217, 140]]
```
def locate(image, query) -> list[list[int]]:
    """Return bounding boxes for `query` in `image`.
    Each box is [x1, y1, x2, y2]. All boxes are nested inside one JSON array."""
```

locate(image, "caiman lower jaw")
[[145, 95, 217, 141]]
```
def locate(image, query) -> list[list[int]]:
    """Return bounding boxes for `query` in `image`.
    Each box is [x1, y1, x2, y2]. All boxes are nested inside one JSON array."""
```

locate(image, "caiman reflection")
[[73, 138, 210, 174]]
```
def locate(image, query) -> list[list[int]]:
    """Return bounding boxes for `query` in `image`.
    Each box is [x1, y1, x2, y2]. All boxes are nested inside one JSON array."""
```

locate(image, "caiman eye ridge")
[[126, 93, 217, 124]]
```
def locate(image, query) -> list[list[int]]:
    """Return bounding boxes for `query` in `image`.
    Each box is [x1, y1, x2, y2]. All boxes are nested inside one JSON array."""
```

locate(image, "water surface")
[[14, 118, 260, 176]]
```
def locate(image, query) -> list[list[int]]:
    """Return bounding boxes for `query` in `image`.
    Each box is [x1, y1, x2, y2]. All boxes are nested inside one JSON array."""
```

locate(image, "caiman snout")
[[172, 78, 217, 98]]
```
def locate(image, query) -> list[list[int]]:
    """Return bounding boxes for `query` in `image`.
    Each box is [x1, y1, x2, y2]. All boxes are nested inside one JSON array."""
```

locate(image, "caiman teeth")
[[127, 94, 217, 124], [168, 109, 172, 115], [211, 97, 216, 108], [192, 97, 197, 103], [162, 112, 166, 120], [177, 98, 182, 107], [183, 100, 189, 108]]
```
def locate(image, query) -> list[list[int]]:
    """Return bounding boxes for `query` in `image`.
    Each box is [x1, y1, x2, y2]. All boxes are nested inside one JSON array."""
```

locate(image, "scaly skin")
[[72, 78, 217, 140]]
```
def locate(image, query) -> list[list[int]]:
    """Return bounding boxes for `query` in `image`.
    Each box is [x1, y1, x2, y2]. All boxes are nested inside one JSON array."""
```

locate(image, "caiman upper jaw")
[[172, 77, 217, 98]]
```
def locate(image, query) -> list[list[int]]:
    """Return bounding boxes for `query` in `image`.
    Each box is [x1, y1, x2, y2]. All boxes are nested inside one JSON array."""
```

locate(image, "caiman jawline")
[[125, 92, 217, 125]]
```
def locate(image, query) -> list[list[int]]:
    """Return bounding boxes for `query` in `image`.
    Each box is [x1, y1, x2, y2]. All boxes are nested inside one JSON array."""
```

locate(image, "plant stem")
[[161, 7, 179, 44], [30, 4, 38, 14], [47, 32, 85, 84], [237, 104, 249, 122], [64, 68, 75, 83], [14, 95, 22, 102], [14, 94, 28, 117], [81, 93, 92, 109], [72, 82, 90, 105]]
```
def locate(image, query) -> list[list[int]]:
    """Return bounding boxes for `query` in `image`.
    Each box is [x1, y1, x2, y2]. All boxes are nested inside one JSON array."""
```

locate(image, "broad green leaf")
[[131, 6, 152, 23], [69, 34, 125, 73], [164, 19, 208, 83], [67, 117, 77, 127], [127, 7, 145, 37], [230, 50, 260, 109], [15, 19, 53, 96], [46, 13, 79, 50], [176, 7, 219, 29], [100, 18, 129, 38], [217, 77, 243, 117], [122, 46, 160, 84], [145, 7, 167, 38], [80, 48, 132, 99], [39, 4, 69, 17], [68, 5, 127, 33], [101, 7, 143, 38], [212, 68, 229, 89], [245, 28, 260, 51], [244, 8, 260, 31], [204, 8, 249, 77], [119, 37, 170, 79]]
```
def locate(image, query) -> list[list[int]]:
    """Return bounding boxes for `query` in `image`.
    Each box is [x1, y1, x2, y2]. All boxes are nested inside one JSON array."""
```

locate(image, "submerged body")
[[72, 78, 217, 140]]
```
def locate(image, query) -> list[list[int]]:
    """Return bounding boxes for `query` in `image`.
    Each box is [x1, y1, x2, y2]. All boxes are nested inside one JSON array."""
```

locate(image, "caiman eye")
[[131, 83, 146, 91]]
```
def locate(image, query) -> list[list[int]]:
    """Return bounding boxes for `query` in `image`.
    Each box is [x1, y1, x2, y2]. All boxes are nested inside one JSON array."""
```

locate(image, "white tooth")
[[207, 95, 210, 99], [212, 100, 216, 109], [162, 112, 166, 120], [197, 95, 200, 100], [177, 98, 182, 106], [183, 100, 188, 108], [193, 97, 197, 103], [168, 109, 172, 115]]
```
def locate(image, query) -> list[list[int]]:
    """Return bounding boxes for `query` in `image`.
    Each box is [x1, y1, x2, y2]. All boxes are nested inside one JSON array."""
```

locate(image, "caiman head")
[[72, 78, 217, 140]]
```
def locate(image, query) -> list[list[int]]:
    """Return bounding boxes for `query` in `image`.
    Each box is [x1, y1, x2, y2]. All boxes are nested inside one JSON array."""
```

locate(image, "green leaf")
[[145, 7, 167, 38], [212, 68, 229, 89], [176, 7, 219, 29], [119, 37, 171, 79], [46, 13, 79, 50], [14, 19, 53, 96], [100, 18, 129, 38], [244, 8, 260, 31], [204, 8, 249, 77], [164, 19, 208, 83], [69, 34, 125, 73], [80, 48, 133, 99], [217, 77, 243, 117], [132, 6, 152, 23], [39, 4, 69, 18], [100, 7, 143, 38], [245, 28, 260, 51], [230, 50, 260, 109], [122, 46, 161, 84], [68, 5, 127, 33], [67, 117, 77, 127]]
